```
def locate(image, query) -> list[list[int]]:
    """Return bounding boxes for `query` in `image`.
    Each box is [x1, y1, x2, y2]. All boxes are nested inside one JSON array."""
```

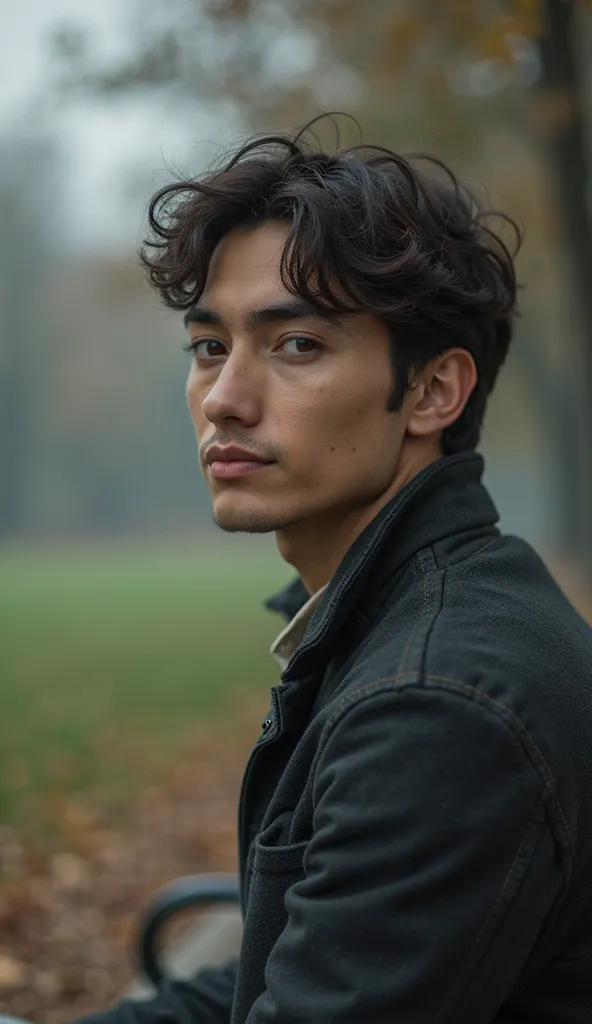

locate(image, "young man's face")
[[186, 221, 413, 536]]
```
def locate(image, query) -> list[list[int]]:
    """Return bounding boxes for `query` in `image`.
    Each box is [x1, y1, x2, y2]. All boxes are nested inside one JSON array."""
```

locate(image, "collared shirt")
[[270, 583, 329, 671]]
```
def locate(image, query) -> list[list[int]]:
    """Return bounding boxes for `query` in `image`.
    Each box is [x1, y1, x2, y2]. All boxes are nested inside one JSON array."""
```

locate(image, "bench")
[[137, 872, 241, 988]]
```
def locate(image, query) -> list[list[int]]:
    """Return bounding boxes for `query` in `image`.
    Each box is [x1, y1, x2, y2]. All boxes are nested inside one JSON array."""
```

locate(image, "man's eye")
[[183, 339, 226, 359], [280, 337, 321, 358]]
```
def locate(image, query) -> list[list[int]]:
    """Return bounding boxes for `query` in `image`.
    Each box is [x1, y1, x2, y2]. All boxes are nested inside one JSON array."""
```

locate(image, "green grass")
[[0, 537, 291, 835]]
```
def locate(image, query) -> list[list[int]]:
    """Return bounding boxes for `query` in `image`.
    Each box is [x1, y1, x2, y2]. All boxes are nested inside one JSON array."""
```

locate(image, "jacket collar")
[[263, 452, 499, 682], [263, 574, 311, 623]]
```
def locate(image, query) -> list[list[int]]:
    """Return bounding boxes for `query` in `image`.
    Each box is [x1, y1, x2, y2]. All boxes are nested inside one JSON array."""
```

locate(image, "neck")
[[276, 443, 442, 595]]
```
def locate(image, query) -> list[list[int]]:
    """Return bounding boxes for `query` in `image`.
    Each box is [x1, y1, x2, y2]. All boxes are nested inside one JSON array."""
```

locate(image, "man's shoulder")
[[351, 531, 591, 692], [426, 531, 592, 701], [312, 529, 592, 773], [326, 530, 592, 841]]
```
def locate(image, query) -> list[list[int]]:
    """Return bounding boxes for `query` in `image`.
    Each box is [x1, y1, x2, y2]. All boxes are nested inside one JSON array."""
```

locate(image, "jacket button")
[[261, 718, 272, 733]]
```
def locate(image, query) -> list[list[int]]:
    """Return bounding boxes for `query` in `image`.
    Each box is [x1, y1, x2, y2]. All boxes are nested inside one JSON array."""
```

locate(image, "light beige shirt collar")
[[270, 583, 329, 671]]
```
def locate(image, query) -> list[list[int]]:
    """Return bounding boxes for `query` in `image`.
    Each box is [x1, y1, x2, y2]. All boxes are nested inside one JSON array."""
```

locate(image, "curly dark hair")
[[141, 114, 521, 453]]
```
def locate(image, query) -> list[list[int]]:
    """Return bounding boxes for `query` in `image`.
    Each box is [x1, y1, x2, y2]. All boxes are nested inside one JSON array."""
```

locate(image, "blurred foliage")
[[0, 135, 58, 537], [1, 0, 590, 565], [47, 1, 589, 133]]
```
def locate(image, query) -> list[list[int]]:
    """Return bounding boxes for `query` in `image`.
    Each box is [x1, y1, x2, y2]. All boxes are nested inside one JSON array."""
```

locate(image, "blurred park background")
[[1, 0, 592, 1019]]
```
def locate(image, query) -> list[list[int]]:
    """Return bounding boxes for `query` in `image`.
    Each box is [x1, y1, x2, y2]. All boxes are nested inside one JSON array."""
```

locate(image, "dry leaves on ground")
[[0, 701, 262, 1024]]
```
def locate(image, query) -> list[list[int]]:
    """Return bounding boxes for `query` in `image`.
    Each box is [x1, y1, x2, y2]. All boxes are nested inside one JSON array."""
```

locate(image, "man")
[[85, 117, 592, 1022]]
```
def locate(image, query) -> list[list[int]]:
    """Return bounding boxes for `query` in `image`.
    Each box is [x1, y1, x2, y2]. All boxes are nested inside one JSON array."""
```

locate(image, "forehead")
[[202, 222, 292, 310]]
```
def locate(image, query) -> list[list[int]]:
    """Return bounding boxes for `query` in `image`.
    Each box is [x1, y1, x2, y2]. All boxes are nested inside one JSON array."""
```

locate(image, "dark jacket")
[[84, 452, 592, 1023]]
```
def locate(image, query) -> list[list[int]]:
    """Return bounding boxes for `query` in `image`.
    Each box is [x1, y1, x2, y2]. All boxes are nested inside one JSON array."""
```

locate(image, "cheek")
[[283, 376, 397, 474]]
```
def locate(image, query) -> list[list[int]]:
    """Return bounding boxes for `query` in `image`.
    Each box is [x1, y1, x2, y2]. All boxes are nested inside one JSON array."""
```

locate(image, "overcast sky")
[[0, 0, 230, 251]]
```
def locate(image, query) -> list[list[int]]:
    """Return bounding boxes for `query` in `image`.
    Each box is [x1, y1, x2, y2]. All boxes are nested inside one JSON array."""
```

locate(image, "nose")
[[198, 353, 262, 429]]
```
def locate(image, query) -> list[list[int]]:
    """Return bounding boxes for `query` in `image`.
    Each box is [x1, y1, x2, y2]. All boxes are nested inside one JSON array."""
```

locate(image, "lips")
[[208, 458, 274, 480], [205, 445, 275, 480], [206, 445, 273, 466]]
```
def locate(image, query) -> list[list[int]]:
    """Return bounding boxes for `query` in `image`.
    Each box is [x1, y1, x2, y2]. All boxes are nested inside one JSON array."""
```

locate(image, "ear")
[[406, 349, 478, 438]]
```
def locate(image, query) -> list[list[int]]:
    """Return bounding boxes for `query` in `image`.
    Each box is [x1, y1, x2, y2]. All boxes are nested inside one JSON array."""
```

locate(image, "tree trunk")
[[537, 0, 592, 578]]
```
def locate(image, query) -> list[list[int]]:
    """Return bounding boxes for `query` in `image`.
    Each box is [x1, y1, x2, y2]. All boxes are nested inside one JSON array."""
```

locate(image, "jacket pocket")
[[252, 810, 308, 875], [236, 812, 308, 1017]]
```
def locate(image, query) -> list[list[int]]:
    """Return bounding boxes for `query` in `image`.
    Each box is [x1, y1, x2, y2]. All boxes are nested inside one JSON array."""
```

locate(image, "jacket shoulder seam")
[[424, 674, 575, 863], [433, 534, 501, 571], [320, 671, 575, 865], [397, 548, 438, 674]]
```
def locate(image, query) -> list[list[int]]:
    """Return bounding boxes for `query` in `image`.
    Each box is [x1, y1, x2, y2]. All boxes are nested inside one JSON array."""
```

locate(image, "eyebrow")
[[183, 299, 344, 332]]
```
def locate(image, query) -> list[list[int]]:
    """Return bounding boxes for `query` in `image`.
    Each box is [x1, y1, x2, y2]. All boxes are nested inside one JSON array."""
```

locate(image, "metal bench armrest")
[[138, 872, 240, 985]]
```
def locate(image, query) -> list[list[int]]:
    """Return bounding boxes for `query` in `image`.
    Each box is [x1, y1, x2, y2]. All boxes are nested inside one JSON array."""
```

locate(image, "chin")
[[213, 512, 276, 534], [212, 501, 279, 534], [211, 496, 305, 535]]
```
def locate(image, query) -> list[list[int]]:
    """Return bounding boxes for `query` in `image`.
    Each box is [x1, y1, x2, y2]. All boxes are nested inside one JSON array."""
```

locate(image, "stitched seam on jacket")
[[321, 551, 437, 715], [423, 674, 575, 863], [446, 535, 501, 569], [433, 806, 544, 1023], [321, 673, 575, 865], [470, 537, 501, 559], [398, 550, 430, 674]]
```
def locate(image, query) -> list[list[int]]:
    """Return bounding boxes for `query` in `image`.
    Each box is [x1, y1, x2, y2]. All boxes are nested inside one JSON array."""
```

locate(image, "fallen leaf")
[[51, 852, 88, 891], [0, 951, 27, 990]]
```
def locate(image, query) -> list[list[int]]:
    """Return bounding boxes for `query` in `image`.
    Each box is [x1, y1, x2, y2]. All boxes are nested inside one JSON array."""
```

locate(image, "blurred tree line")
[[0, 135, 55, 537], [1, 0, 590, 576], [0, 134, 207, 538]]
